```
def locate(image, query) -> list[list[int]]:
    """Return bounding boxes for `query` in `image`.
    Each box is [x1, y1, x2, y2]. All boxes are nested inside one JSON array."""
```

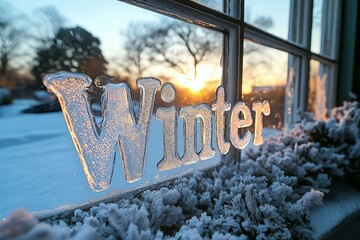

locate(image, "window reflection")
[[311, 0, 337, 57], [242, 40, 288, 129], [0, 0, 223, 112], [116, 20, 223, 107], [190, 0, 224, 12], [245, 0, 290, 40], [311, 0, 323, 54]]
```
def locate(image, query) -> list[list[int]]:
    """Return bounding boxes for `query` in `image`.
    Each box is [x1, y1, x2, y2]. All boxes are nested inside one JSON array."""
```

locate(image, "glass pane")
[[311, 0, 338, 57], [244, 0, 290, 40], [120, 21, 223, 108], [242, 40, 289, 131], [308, 59, 329, 120], [190, 0, 224, 13], [0, 0, 223, 218], [311, 0, 323, 54]]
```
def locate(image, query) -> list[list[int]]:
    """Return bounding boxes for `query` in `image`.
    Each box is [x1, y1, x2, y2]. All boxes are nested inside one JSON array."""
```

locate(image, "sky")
[[10, 0, 161, 65], [245, 0, 290, 39], [6, 0, 300, 92], [10, 0, 292, 53]]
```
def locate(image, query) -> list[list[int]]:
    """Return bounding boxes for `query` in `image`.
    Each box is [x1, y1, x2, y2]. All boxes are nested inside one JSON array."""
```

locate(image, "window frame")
[[120, 0, 342, 158], [19, 0, 345, 220]]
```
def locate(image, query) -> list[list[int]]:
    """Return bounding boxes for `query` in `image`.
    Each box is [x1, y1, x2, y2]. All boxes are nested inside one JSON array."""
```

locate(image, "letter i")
[[155, 83, 182, 171]]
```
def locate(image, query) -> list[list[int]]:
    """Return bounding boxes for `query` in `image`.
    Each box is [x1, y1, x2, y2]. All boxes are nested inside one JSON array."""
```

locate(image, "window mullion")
[[234, 0, 244, 162], [317, 0, 341, 110], [298, 0, 313, 113], [328, 64, 338, 109], [225, 0, 240, 19], [286, 0, 312, 126], [310, 53, 337, 65], [331, 0, 342, 60]]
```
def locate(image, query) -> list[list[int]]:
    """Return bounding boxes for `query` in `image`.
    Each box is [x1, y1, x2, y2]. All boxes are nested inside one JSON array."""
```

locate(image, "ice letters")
[[44, 72, 270, 191]]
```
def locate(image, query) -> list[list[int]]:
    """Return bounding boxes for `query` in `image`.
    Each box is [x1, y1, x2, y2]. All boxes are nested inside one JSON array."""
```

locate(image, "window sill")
[[310, 181, 360, 240]]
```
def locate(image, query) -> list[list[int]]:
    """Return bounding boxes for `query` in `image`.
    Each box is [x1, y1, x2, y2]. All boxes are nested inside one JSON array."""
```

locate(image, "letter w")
[[44, 72, 160, 191]]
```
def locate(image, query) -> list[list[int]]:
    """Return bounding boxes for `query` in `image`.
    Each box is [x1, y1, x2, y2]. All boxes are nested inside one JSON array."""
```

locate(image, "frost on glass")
[[315, 74, 327, 121], [43, 72, 160, 191], [308, 60, 327, 121], [285, 67, 295, 126]]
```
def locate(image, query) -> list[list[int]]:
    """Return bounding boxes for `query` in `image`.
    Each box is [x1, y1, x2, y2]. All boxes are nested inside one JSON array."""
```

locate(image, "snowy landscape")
[[0, 99, 224, 219]]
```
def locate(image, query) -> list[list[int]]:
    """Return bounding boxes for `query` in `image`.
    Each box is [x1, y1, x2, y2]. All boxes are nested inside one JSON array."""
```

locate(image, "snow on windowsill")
[[0, 101, 359, 239], [310, 181, 360, 240]]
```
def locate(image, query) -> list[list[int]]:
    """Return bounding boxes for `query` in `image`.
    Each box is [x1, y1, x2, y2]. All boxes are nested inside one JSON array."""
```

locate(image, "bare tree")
[[0, 1, 26, 75], [118, 20, 221, 82], [119, 22, 151, 77], [31, 6, 67, 49], [145, 21, 221, 81], [119, 15, 271, 84]]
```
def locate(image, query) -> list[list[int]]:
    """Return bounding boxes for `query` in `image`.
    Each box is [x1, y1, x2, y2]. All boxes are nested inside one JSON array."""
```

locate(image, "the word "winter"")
[[44, 72, 270, 191]]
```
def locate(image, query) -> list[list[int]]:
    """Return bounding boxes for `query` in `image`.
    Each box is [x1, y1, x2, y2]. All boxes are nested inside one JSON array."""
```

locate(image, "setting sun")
[[176, 63, 222, 92]]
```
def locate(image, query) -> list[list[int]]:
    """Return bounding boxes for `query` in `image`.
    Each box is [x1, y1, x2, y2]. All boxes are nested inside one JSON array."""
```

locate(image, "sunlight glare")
[[182, 63, 222, 92]]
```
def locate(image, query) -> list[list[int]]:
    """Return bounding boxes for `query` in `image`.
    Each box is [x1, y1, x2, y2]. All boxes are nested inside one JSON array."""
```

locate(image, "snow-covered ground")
[[0, 100, 105, 219], [0, 100, 224, 219]]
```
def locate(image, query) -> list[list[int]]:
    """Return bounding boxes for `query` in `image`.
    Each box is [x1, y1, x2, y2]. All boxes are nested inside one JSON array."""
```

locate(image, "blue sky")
[[245, 0, 290, 39], [10, 0, 292, 59], [10, 0, 161, 65], [7, 0, 301, 89]]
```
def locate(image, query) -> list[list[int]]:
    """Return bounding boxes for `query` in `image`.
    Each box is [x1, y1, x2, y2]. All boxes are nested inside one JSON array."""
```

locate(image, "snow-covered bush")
[[1, 102, 359, 240], [304, 101, 360, 186]]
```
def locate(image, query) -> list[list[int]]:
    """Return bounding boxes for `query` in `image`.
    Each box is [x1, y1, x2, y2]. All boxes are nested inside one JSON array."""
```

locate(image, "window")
[[242, 41, 289, 129], [243, 0, 340, 128], [0, 0, 342, 217]]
